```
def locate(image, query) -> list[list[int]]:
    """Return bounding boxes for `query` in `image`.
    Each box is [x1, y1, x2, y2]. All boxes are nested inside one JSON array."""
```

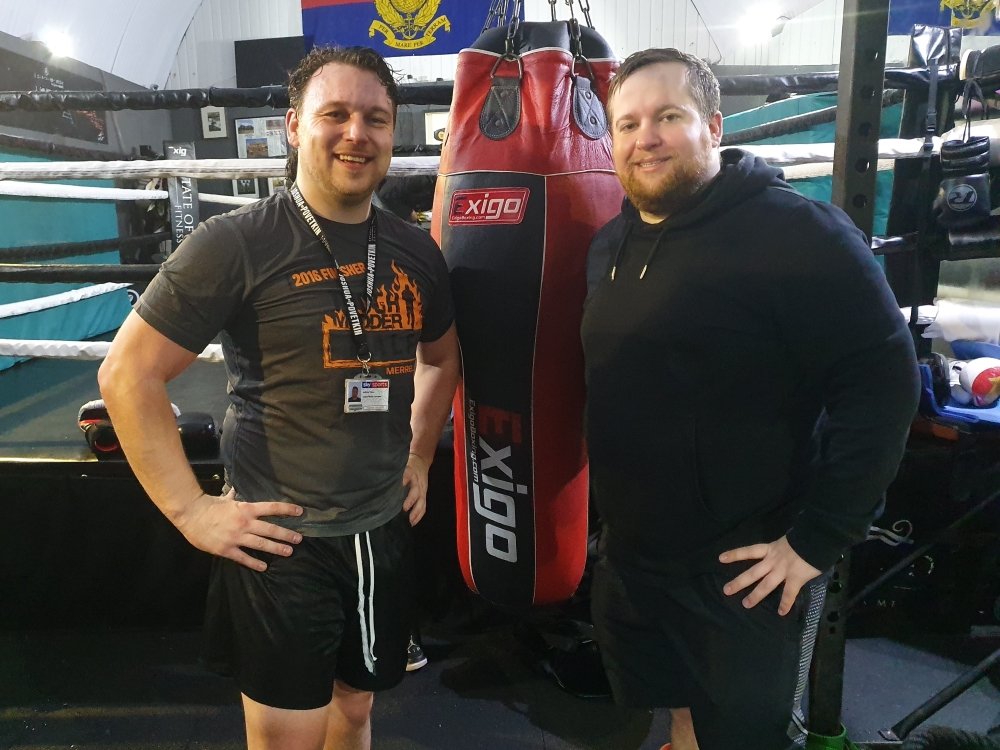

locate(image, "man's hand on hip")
[[175, 488, 303, 572], [719, 535, 821, 616]]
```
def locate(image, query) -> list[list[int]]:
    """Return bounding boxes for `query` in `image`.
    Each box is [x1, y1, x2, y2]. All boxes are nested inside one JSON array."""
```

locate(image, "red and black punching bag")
[[432, 21, 622, 608]]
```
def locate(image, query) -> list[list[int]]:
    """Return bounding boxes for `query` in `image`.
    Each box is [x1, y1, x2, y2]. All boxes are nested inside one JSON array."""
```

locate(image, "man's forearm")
[[100, 371, 205, 528], [409, 356, 459, 465]]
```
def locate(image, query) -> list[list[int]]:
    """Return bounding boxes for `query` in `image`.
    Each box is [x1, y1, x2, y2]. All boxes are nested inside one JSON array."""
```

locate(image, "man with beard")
[[100, 46, 459, 749], [581, 48, 919, 749]]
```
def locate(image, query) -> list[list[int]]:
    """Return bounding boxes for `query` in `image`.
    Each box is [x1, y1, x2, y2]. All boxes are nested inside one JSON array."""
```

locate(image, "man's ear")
[[708, 111, 723, 147], [286, 107, 300, 149]]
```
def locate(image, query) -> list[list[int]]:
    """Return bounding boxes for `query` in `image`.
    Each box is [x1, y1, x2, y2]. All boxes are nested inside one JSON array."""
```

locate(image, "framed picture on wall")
[[233, 178, 259, 198], [201, 106, 228, 139], [268, 176, 287, 195], [424, 111, 449, 146], [235, 117, 288, 158]]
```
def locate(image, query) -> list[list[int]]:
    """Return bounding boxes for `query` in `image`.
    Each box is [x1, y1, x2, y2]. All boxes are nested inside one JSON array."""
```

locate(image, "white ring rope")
[[0, 141, 941, 201], [0, 180, 255, 205], [0, 136, 984, 188], [0, 283, 129, 320], [0, 156, 437, 181], [0, 338, 224, 362], [0, 182, 260, 205], [2, 118, 998, 185]]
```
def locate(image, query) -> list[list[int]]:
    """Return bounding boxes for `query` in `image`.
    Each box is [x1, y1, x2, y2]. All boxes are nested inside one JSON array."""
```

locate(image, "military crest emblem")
[[370, 0, 451, 51], [940, 0, 999, 29]]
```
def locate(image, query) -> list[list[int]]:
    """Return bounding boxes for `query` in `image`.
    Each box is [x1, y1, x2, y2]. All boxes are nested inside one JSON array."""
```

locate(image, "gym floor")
[[0, 355, 997, 749], [0, 616, 997, 748]]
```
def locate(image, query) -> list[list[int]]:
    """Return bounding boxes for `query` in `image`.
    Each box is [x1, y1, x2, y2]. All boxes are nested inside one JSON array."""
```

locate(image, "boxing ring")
[[1, 8, 999, 745]]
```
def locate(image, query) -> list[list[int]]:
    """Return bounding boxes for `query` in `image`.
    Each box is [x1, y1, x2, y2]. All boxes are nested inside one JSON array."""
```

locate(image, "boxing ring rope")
[[0, 283, 130, 318], [3, 114, 1000, 196], [0, 63, 967, 117], [0, 337, 224, 362], [0, 180, 241, 205], [0, 233, 169, 262], [0, 61, 995, 364], [0, 155, 439, 181]]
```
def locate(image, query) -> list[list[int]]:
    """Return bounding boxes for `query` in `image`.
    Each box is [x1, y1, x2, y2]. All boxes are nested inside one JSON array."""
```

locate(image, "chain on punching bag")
[[432, 5, 622, 608]]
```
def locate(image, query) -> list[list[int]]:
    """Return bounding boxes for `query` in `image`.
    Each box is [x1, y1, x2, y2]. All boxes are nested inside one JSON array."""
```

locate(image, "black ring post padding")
[[0, 264, 160, 283], [0, 131, 131, 162], [0, 87, 290, 112], [0, 65, 957, 114], [0, 81, 455, 113], [0, 233, 170, 263], [399, 82, 453, 105]]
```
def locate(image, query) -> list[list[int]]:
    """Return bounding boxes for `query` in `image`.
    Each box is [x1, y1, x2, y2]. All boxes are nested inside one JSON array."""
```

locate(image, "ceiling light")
[[38, 29, 74, 59], [739, 3, 780, 46]]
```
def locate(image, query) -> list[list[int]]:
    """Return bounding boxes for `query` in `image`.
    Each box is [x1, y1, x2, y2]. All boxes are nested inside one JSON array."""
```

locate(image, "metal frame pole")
[[809, 0, 890, 736]]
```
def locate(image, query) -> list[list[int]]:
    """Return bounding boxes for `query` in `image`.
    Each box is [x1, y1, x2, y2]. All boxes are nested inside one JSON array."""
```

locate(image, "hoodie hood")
[[620, 148, 788, 231]]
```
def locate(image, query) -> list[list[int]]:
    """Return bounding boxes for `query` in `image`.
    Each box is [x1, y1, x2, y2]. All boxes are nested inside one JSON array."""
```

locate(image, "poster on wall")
[[0, 50, 108, 143], [235, 117, 288, 159], [424, 111, 448, 146]]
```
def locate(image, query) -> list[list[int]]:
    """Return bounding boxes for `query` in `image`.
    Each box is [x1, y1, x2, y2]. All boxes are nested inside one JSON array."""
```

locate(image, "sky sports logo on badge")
[[448, 188, 529, 226]]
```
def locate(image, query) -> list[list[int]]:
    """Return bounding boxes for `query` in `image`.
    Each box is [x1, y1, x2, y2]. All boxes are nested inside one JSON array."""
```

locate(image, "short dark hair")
[[287, 45, 399, 115], [285, 46, 399, 183], [608, 48, 720, 122]]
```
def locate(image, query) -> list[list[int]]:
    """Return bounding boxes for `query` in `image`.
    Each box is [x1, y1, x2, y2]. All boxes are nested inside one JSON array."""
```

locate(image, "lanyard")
[[290, 183, 377, 372]]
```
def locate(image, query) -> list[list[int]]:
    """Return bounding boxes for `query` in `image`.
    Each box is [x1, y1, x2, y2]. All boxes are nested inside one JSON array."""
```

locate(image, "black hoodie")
[[581, 149, 920, 575]]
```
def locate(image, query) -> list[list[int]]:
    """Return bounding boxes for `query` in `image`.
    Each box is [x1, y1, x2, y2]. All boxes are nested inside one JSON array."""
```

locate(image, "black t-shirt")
[[136, 191, 454, 536]]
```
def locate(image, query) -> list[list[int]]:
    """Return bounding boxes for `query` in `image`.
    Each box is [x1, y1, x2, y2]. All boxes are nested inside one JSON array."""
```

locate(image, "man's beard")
[[620, 147, 717, 220]]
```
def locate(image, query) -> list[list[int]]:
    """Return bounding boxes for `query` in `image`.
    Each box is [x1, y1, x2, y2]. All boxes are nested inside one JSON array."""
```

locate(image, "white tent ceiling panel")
[[0, 0, 203, 88]]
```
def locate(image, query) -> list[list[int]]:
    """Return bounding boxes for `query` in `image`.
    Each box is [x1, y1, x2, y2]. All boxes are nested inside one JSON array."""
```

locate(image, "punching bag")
[[432, 20, 622, 608]]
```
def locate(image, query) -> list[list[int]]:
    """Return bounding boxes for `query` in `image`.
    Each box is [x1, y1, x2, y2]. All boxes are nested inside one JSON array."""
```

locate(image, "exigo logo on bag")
[[448, 188, 529, 225]]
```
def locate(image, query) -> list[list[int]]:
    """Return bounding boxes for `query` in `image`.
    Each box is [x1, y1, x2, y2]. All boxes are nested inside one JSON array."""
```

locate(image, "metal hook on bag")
[[490, 50, 524, 81], [567, 17, 594, 80]]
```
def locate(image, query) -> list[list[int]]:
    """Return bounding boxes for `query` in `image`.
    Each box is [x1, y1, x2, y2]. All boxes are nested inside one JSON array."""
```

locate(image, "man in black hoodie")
[[581, 48, 920, 749]]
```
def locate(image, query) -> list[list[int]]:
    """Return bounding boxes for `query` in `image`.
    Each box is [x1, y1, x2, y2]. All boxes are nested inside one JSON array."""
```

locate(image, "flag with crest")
[[302, 0, 503, 57], [888, 0, 1000, 34]]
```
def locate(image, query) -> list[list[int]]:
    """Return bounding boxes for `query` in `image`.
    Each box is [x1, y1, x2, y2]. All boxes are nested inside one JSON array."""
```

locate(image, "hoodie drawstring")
[[610, 224, 667, 281], [609, 225, 631, 281]]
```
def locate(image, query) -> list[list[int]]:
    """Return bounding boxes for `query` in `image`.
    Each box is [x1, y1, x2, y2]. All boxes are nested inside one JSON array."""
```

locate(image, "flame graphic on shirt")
[[322, 261, 423, 369]]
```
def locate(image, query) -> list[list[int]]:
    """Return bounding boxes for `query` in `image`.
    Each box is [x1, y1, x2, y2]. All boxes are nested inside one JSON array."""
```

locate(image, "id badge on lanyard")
[[290, 184, 390, 414], [345, 373, 390, 413]]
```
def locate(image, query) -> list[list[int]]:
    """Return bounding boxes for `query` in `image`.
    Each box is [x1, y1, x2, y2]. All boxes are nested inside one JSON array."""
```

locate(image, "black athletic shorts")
[[590, 556, 806, 750], [202, 511, 414, 710]]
